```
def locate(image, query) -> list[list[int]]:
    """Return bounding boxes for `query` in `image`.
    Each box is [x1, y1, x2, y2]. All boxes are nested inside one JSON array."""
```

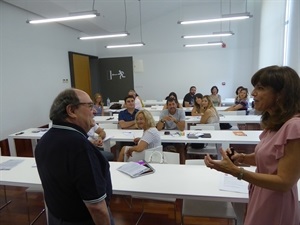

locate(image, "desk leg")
[[31, 139, 38, 156], [8, 136, 17, 156], [232, 202, 246, 225]]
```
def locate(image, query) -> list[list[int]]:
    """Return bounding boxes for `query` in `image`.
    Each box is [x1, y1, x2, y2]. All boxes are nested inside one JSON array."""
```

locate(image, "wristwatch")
[[160, 119, 165, 123]]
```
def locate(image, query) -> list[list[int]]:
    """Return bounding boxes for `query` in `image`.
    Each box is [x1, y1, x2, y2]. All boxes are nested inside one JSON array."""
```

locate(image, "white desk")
[[7, 128, 261, 156], [8, 128, 49, 157], [0, 156, 252, 201], [95, 115, 261, 125], [2, 156, 300, 225], [104, 129, 261, 145]]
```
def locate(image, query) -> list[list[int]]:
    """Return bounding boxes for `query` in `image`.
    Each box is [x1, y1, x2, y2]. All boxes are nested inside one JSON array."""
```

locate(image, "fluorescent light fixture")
[[27, 10, 99, 24], [79, 33, 129, 40], [182, 31, 234, 39], [178, 12, 252, 25], [105, 43, 145, 49], [184, 41, 224, 47]]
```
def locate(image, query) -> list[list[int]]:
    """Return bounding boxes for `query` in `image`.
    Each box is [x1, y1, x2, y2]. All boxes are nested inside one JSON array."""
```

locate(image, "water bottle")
[[107, 97, 110, 107]]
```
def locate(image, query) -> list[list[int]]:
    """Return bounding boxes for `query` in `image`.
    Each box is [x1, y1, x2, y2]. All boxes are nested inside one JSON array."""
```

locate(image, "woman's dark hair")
[[251, 65, 300, 131], [238, 87, 248, 99], [210, 86, 219, 94], [193, 93, 203, 111], [235, 86, 244, 95], [165, 92, 178, 100]]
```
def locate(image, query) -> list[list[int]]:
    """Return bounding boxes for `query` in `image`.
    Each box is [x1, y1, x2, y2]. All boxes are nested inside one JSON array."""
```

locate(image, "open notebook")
[[117, 160, 155, 178]]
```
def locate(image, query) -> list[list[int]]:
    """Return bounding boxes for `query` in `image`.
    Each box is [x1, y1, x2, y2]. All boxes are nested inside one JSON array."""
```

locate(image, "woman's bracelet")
[[237, 167, 245, 180]]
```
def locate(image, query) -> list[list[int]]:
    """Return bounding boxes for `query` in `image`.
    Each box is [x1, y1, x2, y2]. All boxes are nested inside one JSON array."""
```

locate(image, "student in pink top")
[[205, 65, 300, 225]]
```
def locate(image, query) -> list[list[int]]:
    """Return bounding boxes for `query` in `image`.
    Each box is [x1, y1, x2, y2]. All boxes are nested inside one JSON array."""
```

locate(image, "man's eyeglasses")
[[77, 102, 94, 110]]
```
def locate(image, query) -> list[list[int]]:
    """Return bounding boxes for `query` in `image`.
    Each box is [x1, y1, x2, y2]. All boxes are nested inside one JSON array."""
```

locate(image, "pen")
[[15, 132, 24, 135]]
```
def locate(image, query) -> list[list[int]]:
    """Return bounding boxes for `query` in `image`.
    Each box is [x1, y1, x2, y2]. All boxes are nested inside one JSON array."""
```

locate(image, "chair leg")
[[173, 201, 177, 225], [26, 190, 45, 225], [135, 199, 145, 225], [0, 186, 12, 210]]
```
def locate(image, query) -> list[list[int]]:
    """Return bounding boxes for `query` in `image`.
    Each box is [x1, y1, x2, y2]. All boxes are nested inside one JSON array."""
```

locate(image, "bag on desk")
[[109, 103, 122, 109]]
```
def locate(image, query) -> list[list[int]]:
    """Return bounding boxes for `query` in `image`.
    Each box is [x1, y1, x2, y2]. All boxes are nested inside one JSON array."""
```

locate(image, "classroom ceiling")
[[4, 0, 253, 49]]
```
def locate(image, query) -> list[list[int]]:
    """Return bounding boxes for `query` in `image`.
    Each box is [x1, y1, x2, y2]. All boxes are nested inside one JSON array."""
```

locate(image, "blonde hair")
[[135, 110, 156, 129], [203, 95, 219, 117], [93, 93, 103, 106]]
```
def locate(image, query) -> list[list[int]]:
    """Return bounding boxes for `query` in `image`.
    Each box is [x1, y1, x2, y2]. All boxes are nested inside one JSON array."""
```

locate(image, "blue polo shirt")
[[118, 109, 139, 122]]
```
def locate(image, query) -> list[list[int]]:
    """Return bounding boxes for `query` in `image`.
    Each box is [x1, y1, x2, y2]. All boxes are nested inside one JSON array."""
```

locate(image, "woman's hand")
[[126, 148, 134, 157], [231, 152, 246, 165], [133, 138, 140, 144], [204, 149, 239, 176]]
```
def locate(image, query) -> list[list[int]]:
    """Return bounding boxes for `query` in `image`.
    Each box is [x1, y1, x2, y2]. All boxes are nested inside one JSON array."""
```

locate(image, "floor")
[[0, 186, 235, 225]]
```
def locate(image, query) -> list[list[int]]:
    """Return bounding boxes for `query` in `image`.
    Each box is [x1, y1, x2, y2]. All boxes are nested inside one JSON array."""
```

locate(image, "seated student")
[[210, 86, 222, 107], [188, 93, 203, 129], [92, 93, 104, 116], [118, 95, 139, 129], [234, 85, 244, 102], [163, 92, 182, 109], [117, 110, 161, 162], [128, 89, 144, 110], [183, 86, 196, 107], [199, 95, 220, 124], [87, 120, 115, 161], [226, 87, 249, 113], [191, 93, 203, 116], [157, 97, 186, 164]]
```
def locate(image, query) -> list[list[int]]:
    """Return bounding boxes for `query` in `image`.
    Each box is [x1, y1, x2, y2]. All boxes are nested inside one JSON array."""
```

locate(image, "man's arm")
[[85, 200, 111, 225], [118, 120, 136, 129]]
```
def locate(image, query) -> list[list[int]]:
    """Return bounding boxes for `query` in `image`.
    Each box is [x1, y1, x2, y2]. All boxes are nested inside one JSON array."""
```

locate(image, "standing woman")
[[93, 93, 104, 116], [205, 66, 300, 225], [117, 110, 161, 162], [191, 93, 203, 116], [199, 95, 219, 124], [210, 86, 222, 107]]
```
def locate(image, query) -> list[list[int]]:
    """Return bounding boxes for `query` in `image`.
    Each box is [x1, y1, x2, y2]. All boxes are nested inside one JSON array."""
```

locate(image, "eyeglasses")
[[77, 102, 94, 110]]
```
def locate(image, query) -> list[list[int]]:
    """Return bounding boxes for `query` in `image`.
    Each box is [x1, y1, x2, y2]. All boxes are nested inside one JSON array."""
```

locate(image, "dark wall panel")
[[98, 57, 134, 103]]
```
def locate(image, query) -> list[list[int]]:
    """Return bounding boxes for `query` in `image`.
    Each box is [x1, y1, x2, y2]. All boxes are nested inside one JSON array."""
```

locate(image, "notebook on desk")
[[117, 160, 155, 178]]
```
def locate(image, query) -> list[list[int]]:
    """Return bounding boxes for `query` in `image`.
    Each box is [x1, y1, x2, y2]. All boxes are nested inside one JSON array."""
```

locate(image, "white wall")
[[96, 1, 258, 100], [0, 1, 97, 140], [285, 0, 300, 73], [257, 0, 286, 68]]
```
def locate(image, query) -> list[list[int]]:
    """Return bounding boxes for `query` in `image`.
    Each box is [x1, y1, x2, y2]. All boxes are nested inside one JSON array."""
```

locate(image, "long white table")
[[1, 156, 300, 225], [95, 115, 261, 125], [7, 128, 261, 157], [0, 156, 249, 201], [104, 106, 232, 115]]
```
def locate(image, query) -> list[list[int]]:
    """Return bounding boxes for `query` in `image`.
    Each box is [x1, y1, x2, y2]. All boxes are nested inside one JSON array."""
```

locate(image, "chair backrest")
[[128, 145, 163, 162], [162, 152, 180, 164], [98, 123, 118, 129], [185, 159, 205, 165], [144, 146, 179, 165]]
